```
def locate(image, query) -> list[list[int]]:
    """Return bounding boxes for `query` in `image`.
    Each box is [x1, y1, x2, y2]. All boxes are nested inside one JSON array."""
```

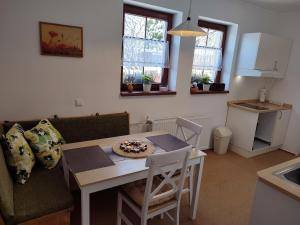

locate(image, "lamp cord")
[[187, 0, 192, 20]]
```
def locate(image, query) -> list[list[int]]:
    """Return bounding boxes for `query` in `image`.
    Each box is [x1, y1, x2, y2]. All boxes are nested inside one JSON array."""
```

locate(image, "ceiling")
[[240, 0, 300, 12]]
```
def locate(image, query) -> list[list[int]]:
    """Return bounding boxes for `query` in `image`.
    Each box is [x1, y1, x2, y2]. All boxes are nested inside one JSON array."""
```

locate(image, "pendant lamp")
[[167, 0, 207, 37]]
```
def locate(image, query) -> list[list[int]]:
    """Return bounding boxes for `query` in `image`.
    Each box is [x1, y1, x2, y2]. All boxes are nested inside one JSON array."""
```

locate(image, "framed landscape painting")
[[39, 22, 83, 57]]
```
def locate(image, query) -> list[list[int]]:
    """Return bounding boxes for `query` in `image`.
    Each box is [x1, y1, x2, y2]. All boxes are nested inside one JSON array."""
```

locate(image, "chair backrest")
[[176, 117, 203, 148], [142, 146, 192, 214]]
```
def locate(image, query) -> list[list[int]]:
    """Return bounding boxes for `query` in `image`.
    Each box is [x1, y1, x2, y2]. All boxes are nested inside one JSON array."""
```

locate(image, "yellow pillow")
[[24, 119, 65, 169], [4, 124, 35, 184]]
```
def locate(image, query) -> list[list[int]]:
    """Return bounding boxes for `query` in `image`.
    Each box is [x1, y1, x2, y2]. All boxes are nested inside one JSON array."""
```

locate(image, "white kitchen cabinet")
[[226, 106, 292, 158], [237, 33, 292, 78], [271, 110, 291, 147], [251, 180, 300, 225], [226, 107, 259, 152]]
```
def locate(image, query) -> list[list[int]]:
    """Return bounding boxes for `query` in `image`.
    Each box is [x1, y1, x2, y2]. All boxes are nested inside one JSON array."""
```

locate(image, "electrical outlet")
[[75, 98, 84, 107]]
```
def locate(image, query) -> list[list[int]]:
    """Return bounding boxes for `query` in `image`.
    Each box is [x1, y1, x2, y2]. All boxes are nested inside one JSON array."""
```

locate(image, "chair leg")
[[174, 208, 180, 225], [188, 166, 194, 206], [160, 213, 164, 220], [117, 193, 122, 225], [141, 216, 147, 225]]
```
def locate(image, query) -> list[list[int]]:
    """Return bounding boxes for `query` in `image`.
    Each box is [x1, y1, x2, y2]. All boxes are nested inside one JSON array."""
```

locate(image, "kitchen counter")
[[228, 99, 292, 113], [258, 157, 300, 202]]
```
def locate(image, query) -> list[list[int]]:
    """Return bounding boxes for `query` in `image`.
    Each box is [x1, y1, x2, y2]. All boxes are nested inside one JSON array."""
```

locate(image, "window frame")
[[196, 20, 228, 83], [121, 4, 173, 92]]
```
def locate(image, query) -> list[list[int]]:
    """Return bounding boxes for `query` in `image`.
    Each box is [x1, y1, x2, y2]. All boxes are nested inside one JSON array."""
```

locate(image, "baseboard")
[[230, 144, 281, 158]]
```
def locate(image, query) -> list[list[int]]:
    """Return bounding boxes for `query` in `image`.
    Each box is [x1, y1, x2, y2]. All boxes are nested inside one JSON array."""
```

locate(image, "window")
[[121, 4, 173, 92], [191, 20, 228, 84]]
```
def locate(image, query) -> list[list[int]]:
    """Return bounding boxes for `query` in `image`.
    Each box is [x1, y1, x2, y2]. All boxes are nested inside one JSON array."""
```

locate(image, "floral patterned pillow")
[[4, 124, 36, 184], [24, 119, 65, 169]]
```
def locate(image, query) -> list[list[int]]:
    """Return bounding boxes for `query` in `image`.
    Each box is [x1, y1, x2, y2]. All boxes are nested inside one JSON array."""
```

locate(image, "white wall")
[[0, 0, 280, 148], [269, 12, 300, 155]]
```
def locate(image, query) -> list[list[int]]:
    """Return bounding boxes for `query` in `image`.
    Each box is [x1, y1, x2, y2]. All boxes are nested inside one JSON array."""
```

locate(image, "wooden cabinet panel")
[[256, 33, 279, 71], [226, 107, 259, 151], [271, 110, 291, 147], [237, 33, 292, 78]]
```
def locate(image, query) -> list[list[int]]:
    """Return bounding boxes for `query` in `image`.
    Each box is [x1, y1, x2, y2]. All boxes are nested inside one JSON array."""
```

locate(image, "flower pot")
[[191, 87, 198, 93], [143, 84, 152, 92], [127, 83, 134, 92], [202, 84, 211, 91]]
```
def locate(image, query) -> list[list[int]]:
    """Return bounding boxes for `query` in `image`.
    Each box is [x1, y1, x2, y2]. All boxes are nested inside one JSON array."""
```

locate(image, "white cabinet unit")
[[251, 180, 300, 225], [226, 107, 259, 152], [226, 106, 291, 158], [271, 110, 291, 147], [237, 33, 292, 78]]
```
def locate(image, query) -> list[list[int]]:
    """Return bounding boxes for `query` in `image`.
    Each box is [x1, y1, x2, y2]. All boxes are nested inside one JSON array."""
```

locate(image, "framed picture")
[[39, 22, 83, 57]]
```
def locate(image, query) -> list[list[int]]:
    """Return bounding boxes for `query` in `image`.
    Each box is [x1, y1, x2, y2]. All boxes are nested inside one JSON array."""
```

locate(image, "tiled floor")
[[71, 149, 295, 225]]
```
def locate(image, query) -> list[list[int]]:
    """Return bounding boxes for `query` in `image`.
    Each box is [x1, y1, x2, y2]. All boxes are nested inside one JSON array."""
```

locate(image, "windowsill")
[[190, 89, 230, 95], [120, 90, 176, 96]]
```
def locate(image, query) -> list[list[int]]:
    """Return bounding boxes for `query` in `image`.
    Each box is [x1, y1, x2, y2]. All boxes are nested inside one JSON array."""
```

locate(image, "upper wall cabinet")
[[236, 33, 292, 78]]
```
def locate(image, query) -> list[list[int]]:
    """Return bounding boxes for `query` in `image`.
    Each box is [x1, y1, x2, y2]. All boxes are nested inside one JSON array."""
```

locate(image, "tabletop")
[[62, 131, 206, 187]]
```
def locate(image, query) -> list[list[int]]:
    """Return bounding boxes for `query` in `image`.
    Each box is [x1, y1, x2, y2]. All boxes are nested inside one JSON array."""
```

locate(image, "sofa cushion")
[[49, 113, 130, 142], [0, 139, 14, 222], [4, 124, 36, 184], [3, 112, 130, 143], [10, 165, 73, 225], [24, 120, 65, 170]]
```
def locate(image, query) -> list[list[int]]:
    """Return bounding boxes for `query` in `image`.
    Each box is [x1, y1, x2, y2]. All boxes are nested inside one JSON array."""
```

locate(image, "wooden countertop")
[[258, 157, 300, 202], [228, 99, 292, 113]]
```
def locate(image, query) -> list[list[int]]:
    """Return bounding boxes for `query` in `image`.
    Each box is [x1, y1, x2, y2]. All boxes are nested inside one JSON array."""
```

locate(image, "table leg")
[[81, 188, 90, 225], [190, 157, 205, 220]]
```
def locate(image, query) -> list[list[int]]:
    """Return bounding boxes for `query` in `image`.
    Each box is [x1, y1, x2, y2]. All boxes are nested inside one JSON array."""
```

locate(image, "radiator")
[[149, 115, 212, 150]]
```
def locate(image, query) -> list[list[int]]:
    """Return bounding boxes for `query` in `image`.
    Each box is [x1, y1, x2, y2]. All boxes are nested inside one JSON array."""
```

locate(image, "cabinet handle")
[[279, 110, 283, 120], [274, 60, 278, 72]]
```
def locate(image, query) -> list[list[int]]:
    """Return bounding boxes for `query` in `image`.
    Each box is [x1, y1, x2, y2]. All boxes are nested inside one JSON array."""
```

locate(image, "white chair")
[[175, 117, 203, 205], [117, 145, 192, 225]]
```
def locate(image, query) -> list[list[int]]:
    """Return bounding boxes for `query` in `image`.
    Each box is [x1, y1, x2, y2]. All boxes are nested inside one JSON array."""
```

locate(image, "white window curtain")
[[122, 36, 170, 68], [192, 46, 223, 71]]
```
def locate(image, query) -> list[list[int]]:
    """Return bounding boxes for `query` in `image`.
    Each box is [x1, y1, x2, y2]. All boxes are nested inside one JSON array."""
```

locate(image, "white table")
[[62, 131, 206, 225]]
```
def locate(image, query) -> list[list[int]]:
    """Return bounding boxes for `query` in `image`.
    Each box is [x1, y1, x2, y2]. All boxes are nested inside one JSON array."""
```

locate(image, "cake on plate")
[[119, 140, 148, 153]]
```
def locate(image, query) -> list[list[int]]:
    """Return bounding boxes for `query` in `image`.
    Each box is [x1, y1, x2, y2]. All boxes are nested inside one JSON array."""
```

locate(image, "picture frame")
[[39, 22, 83, 57]]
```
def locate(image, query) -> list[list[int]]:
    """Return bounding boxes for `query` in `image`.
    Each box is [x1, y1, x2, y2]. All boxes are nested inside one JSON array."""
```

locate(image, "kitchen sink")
[[236, 102, 269, 110], [274, 163, 300, 186]]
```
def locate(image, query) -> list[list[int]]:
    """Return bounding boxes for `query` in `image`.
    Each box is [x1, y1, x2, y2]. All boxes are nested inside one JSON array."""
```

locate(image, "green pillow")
[[24, 119, 65, 170], [4, 124, 35, 184]]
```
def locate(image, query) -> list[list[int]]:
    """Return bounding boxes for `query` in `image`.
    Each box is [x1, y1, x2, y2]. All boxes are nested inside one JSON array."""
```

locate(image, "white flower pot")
[[143, 84, 152, 92], [203, 84, 211, 91]]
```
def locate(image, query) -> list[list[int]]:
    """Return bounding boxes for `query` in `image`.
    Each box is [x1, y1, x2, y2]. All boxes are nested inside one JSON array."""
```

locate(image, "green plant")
[[200, 74, 212, 85], [124, 75, 136, 84], [191, 74, 201, 84], [142, 74, 154, 85]]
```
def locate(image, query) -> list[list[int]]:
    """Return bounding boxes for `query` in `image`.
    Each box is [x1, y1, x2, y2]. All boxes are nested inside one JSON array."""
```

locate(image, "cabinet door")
[[255, 33, 279, 71], [271, 110, 291, 147], [226, 107, 259, 151], [274, 38, 292, 78]]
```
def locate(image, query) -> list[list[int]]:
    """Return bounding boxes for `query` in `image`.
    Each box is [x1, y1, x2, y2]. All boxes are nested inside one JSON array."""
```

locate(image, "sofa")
[[0, 112, 130, 225]]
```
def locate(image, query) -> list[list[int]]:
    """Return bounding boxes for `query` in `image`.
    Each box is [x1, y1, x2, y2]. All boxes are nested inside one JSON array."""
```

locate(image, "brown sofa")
[[0, 112, 130, 225]]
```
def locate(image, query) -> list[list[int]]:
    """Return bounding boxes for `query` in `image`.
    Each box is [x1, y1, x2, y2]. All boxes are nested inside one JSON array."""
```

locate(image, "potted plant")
[[142, 74, 154, 92], [200, 74, 212, 91], [191, 82, 199, 93], [124, 75, 135, 92], [191, 74, 201, 92]]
